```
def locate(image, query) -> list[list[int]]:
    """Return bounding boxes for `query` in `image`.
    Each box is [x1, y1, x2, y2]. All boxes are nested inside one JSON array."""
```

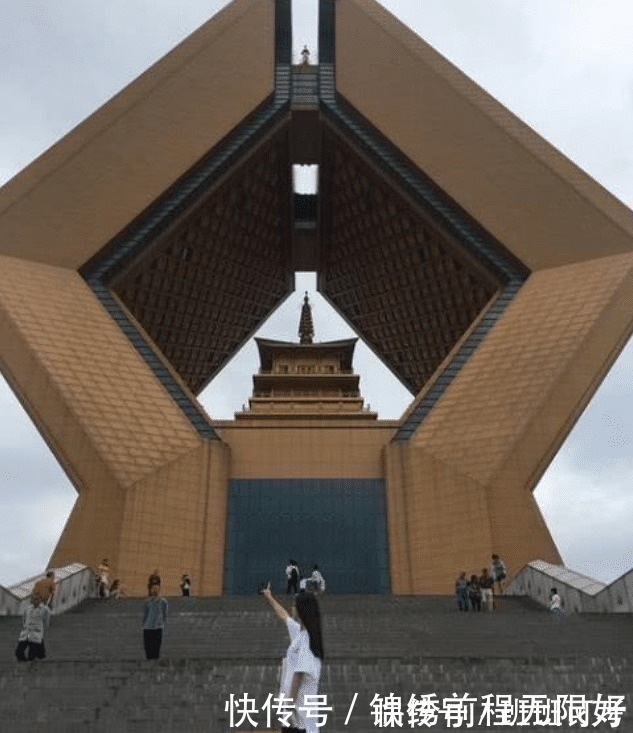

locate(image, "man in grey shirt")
[[142, 584, 168, 659]]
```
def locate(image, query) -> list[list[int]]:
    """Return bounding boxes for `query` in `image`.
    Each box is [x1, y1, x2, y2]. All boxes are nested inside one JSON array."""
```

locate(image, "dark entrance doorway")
[[223, 478, 389, 595]]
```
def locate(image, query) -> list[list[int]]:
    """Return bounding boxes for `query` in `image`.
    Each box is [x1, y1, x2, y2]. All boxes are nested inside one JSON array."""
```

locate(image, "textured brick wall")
[[0, 254, 208, 576], [215, 421, 395, 478], [117, 440, 229, 597], [0, 256, 201, 489], [385, 253, 633, 593]]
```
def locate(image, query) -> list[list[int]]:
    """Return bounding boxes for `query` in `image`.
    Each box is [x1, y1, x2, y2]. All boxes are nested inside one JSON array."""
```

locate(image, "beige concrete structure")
[[1, 0, 633, 595]]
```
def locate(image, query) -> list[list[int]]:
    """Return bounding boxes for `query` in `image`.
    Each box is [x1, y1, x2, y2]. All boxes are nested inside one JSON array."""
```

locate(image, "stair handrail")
[[506, 559, 633, 613], [0, 563, 97, 616]]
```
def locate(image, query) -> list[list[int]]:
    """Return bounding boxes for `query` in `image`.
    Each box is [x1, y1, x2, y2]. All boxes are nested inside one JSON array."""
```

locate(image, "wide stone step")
[[2, 595, 632, 731], [2, 658, 632, 732], [1, 596, 631, 663]]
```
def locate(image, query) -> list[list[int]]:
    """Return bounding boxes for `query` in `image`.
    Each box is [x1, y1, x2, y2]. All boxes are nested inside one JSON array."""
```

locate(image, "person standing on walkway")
[[97, 558, 110, 598], [479, 568, 494, 612], [180, 574, 191, 598], [310, 565, 326, 595], [549, 587, 564, 620], [15, 594, 51, 661], [109, 579, 124, 599], [147, 569, 161, 594], [286, 560, 299, 595], [142, 583, 168, 660], [490, 554, 507, 595], [261, 583, 324, 733], [468, 574, 482, 612], [455, 571, 469, 611]]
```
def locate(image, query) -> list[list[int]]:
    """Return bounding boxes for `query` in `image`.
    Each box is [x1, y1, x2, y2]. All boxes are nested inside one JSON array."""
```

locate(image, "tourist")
[[15, 594, 51, 662], [180, 574, 191, 597], [550, 587, 564, 620], [286, 560, 300, 595], [468, 574, 482, 612], [109, 579, 125, 599], [147, 569, 161, 594], [310, 565, 326, 595], [491, 554, 507, 595], [261, 583, 323, 733], [97, 558, 110, 598], [32, 570, 56, 608], [142, 583, 168, 660], [455, 571, 469, 611], [479, 568, 494, 612]]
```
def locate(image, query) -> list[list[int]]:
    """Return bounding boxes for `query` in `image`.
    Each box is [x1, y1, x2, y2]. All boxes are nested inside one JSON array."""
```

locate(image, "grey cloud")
[[536, 454, 633, 582], [0, 490, 76, 586]]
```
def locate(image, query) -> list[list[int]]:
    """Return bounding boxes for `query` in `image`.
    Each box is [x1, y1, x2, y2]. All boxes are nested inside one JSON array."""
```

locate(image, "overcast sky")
[[1, 1, 632, 587]]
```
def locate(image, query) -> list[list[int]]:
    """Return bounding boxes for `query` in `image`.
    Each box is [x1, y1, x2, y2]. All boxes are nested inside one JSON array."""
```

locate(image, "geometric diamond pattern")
[[320, 126, 501, 393], [112, 127, 293, 393]]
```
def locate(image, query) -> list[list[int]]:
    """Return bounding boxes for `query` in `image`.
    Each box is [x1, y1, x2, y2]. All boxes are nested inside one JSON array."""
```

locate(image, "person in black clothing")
[[180, 574, 191, 597], [468, 574, 482, 612], [285, 559, 299, 595]]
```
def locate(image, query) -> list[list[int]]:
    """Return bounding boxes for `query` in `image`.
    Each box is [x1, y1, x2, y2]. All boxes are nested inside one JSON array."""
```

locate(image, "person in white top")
[[15, 595, 51, 661], [310, 565, 326, 595], [549, 587, 563, 619], [262, 582, 324, 733]]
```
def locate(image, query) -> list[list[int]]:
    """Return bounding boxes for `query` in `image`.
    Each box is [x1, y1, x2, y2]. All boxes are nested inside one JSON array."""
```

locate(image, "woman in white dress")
[[262, 583, 324, 733]]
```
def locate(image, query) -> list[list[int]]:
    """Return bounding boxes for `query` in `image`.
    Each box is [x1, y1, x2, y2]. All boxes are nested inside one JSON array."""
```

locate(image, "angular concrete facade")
[[1, 0, 633, 595]]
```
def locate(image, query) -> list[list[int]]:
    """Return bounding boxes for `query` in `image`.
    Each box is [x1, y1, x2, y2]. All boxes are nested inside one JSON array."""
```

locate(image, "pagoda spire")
[[298, 291, 314, 344]]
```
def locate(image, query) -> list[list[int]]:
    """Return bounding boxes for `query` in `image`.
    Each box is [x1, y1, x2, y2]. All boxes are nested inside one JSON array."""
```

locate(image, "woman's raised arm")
[[261, 582, 290, 623]]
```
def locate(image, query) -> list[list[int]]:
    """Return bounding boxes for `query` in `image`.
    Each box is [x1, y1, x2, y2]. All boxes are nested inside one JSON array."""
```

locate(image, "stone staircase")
[[1, 595, 631, 732]]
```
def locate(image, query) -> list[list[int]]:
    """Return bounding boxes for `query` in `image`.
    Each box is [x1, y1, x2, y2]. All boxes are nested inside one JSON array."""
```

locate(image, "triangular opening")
[[198, 272, 412, 419]]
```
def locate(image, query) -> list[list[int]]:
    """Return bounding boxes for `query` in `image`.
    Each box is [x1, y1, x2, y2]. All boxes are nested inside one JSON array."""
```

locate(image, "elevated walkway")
[[507, 560, 633, 613], [0, 563, 94, 616], [1, 595, 631, 731]]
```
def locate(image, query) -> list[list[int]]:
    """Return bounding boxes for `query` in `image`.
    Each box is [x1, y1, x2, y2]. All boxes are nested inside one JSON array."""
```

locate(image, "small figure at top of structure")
[[300, 45, 311, 65]]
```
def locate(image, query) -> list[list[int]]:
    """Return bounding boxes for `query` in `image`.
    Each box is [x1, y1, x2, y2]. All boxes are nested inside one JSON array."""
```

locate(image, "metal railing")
[[506, 559, 633, 614], [0, 563, 96, 616]]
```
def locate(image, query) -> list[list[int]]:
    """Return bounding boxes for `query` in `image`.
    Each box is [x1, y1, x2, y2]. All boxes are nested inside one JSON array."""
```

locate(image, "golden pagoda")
[[236, 293, 377, 420]]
